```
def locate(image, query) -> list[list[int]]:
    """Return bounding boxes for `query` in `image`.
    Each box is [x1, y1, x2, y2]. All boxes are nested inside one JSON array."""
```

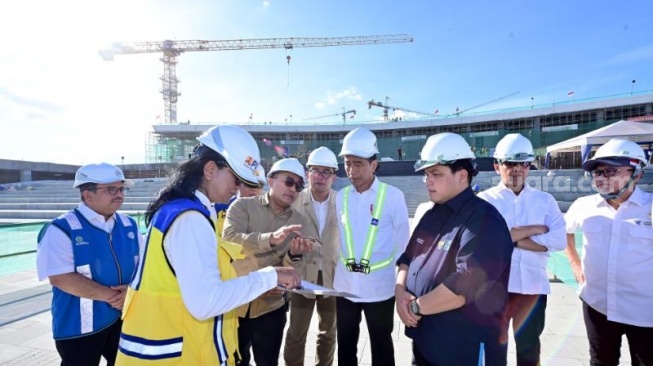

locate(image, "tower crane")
[[367, 98, 436, 122], [99, 35, 413, 124], [302, 109, 356, 123], [450, 91, 520, 116]]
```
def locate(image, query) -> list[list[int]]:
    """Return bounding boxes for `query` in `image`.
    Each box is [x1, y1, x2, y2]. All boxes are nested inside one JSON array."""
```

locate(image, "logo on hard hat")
[[244, 156, 260, 175]]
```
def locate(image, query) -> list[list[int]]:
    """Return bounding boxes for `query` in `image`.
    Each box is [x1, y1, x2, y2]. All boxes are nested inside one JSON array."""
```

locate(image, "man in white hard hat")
[[395, 132, 514, 366], [477, 133, 566, 366], [223, 157, 314, 366], [334, 127, 410, 365], [284, 147, 340, 366], [36, 163, 142, 365], [565, 138, 653, 365]]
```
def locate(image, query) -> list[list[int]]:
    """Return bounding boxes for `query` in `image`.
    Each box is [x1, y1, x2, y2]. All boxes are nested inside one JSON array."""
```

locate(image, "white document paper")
[[290, 280, 358, 298]]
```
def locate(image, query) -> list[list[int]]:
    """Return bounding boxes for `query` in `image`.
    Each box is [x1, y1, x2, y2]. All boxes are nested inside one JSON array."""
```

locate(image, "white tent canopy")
[[546, 120, 653, 154]]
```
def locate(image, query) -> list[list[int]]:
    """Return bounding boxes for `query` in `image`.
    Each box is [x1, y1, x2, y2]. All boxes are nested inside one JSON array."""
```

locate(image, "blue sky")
[[1, 0, 651, 165]]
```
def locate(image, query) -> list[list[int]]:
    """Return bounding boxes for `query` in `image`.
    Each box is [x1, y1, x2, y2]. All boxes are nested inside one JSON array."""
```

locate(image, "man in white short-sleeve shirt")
[[565, 138, 653, 365], [36, 163, 142, 366]]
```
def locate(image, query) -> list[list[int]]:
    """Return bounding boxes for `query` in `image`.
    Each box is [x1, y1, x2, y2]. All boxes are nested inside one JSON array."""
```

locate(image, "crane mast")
[[100, 35, 413, 124]]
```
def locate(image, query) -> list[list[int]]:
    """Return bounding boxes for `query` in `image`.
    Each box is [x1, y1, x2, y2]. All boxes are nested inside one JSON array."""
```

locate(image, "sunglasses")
[[220, 163, 261, 189], [591, 168, 633, 178], [92, 186, 129, 195], [502, 161, 531, 168], [276, 176, 304, 191]]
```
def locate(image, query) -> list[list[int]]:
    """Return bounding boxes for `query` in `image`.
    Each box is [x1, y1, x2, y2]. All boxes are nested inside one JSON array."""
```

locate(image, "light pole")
[[631, 79, 636, 95], [121, 156, 125, 175]]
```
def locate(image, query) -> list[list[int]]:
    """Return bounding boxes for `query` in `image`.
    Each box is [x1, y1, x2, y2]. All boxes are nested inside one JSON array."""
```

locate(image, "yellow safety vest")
[[216, 205, 245, 366], [116, 198, 228, 365]]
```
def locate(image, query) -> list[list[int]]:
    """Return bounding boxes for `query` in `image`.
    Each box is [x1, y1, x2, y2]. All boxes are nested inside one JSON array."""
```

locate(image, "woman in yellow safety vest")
[[116, 125, 299, 365]]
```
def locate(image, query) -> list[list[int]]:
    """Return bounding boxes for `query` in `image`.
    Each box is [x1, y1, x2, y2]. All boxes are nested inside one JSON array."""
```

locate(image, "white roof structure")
[[546, 120, 653, 154]]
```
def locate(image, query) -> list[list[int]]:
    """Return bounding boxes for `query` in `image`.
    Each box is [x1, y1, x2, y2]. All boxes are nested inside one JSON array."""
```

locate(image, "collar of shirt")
[[496, 180, 533, 197], [590, 186, 646, 209], [194, 190, 216, 221], [76, 201, 115, 233], [261, 192, 295, 218], [310, 190, 331, 203], [437, 187, 474, 213], [624, 186, 647, 208], [349, 176, 381, 195]]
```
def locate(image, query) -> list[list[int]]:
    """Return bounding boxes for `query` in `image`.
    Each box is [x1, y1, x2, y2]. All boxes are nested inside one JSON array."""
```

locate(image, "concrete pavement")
[[0, 269, 636, 365]]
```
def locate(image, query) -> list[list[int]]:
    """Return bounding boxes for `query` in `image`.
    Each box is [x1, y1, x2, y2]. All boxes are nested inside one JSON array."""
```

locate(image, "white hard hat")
[[74, 163, 133, 188], [582, 138, 648, 172], [493, 133, 535, 162], [197, 125, 264, 186], [307, 146, 338, 170], [268, 158, 306, 181], [339, 127, 379, 158], [414, 133, 475, 172]]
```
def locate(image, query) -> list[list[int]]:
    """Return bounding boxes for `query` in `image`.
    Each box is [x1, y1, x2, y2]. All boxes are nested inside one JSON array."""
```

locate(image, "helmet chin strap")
[[599, 169, 638, 200]]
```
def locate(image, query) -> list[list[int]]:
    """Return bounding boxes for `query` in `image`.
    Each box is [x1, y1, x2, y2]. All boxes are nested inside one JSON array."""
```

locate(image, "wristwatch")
[[409, 299, 422, 316]]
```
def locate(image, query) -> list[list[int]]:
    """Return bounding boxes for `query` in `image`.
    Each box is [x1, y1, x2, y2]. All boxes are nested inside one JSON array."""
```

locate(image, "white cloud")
[[316, 86, 363, 108]]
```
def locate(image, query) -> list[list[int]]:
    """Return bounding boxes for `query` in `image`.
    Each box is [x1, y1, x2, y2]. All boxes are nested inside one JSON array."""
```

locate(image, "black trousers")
[[336, 296, 395, 366], [54, 319, 122, 366], [502, 293, 547, 366], [583, 301, 653, 366], [236, 304, 287, 366]]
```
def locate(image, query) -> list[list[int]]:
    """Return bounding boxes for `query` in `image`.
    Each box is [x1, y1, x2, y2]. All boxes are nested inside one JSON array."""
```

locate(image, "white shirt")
[[333, 177, 410, 302], [310, 191, 330, 236], [478, 182, 567, 294], [36, 202, 143, 280], [565, 187, 653, 327], [162, 191, 278, 321]]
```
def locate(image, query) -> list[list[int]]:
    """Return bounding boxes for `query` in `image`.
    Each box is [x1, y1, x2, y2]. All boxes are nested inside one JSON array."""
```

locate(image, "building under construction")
[[145, 91, 653, 170]]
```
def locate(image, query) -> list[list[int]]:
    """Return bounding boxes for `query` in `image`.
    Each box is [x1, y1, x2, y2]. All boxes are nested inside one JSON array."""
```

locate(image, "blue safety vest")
[[45, 209, 139, 339]]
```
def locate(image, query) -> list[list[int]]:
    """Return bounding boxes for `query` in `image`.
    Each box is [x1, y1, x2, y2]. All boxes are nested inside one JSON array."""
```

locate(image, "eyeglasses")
[[309, 169, 335, 179], [276, 176, 304, 192], [92, 186, 129, 195], [502, 161, 531, 168], [591, 168, 633, 178]]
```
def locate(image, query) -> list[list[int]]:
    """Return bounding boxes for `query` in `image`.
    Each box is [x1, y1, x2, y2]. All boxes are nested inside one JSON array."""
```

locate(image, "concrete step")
[[0, 202, 150, 211], [0, 209, 144, 220], [1, 172, 651, 222]]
